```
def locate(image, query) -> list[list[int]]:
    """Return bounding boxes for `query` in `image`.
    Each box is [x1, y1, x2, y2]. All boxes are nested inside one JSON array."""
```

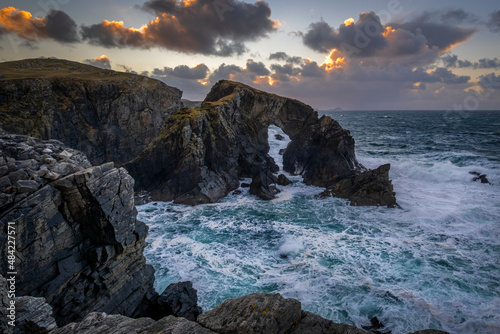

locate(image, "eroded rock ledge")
[[125, 80, 397, 207]]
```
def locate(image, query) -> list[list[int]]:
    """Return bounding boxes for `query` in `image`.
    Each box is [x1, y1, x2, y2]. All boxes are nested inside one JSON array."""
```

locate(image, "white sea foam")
[[139, 112, 500, 334]]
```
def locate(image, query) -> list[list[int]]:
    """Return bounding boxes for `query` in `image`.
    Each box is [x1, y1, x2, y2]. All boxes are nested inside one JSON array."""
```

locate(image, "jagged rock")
[[14, 296, 58, 334], [250, 170, 280, 200], [52, 313, 215, 334], [241, 183, 251, 188], [0, 58, 182, 166], [289, 311, 369, 334], [147, 281, 202, 321], [0, 135, 156, 326], [277, 174, 292, 186], [197, 293, 302, 334], [126, 80, 395, 206], [318, 164, 397, 208]]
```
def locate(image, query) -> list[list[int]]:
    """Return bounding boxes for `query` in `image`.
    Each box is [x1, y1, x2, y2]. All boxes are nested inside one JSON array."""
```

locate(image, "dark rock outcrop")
[[317, 164, 397, 208], [0, 58, 182, 166], [145, 281, 202, 321], [0, 134, 156, 325], [126, 80, 396, 206], [277, 174, 292, 186]]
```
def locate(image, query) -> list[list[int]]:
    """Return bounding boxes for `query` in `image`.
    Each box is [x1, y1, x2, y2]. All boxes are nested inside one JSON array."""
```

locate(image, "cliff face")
[[0, 134, 155, 325], [0, 59, 182, 166], [126, 80, 396, 206]]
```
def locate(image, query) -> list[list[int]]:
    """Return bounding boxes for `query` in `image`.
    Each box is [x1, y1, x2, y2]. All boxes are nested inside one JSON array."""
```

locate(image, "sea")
[[137, 110, 500, 334]]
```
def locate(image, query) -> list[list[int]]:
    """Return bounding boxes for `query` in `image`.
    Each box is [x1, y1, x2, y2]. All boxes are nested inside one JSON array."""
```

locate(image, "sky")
[[1, 0, 500, 110]]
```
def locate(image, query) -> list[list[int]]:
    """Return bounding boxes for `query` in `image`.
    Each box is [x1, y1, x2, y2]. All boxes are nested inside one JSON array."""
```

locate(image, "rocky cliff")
[[0, 59, 182, 166], [125, 80, 396, 206], [0, 133, 157, 325]]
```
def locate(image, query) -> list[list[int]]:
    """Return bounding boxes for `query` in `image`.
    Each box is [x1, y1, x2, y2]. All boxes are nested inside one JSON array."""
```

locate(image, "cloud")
[[0, 7, 79, 43], [303, 12, 387, 56], [487, 10, 500, 32], [443, 54, 500, 69], [82, 0, 278, 56], [83, 55, 112, 69], [440, 9, 478, 24], [153, 63, 209, 79], [390, 12, 477, 52], [269, 52, 303, 64], [303, 10, 476, 65]]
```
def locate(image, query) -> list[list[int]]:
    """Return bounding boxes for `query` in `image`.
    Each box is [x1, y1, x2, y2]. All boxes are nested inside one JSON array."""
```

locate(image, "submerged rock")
[[148, 281, 202, 321], [469, 171, 490, 184]]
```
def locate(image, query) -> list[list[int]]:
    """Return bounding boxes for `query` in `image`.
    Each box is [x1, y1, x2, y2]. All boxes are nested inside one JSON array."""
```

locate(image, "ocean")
[[137, 110, 500, 334]]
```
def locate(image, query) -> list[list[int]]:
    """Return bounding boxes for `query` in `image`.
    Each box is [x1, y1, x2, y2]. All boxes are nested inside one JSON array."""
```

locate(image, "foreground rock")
[[0, 134, 156, 325], [0, 58, 182, 165], [126, 80, 396, 206], [53, 313, 215, 334], [0, 134, 202, 326]]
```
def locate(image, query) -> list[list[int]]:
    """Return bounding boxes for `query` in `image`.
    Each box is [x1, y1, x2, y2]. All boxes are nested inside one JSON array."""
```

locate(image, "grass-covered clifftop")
[[0, 58, 182, 165]]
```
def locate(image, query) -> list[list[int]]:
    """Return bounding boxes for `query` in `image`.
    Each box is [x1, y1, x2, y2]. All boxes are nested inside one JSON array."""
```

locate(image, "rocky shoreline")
[[0, 59, 445, 333]]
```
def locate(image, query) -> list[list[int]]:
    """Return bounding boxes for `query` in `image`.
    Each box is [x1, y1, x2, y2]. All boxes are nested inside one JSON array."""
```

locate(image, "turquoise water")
[[138, 110, 500, 334]]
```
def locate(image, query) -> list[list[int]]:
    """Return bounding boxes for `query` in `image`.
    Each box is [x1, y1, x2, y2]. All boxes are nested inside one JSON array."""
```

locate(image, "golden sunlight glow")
[[344, 18, 355, 26], [272, 19, 282, 29], [181, 0, 196, 7], [321, 49, 347, 71], [0, 7, 45, 40], [434, 86, 445, 94], [382, 26, 396, 37]]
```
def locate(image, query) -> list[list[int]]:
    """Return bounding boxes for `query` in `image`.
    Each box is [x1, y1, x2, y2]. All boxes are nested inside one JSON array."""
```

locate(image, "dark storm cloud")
[[208, 63, 243, 83], [82, 0, 278, 56], [303, 12, 387, 56], [303, 10, 476, 61], [269, 52, 303, 64], [153, 64, 209, 80], [246, 60, 270, 76], [0, 7, 79, 43], [83, 55, 112, 69], [45, 9, 79, 43], [443, 54, 500, 69], [487, 10, 500, 32], [440, 9, 478, 24], [390, 12, 477, 52], [270, 64, 300, 76]]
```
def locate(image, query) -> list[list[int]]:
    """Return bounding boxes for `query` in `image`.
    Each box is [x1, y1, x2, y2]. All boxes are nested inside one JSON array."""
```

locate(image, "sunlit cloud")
[[0, 7, 79, 43]]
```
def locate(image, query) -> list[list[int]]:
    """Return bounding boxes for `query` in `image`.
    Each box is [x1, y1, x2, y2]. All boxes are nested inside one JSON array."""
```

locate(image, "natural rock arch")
[[125, 80, 396, 207]]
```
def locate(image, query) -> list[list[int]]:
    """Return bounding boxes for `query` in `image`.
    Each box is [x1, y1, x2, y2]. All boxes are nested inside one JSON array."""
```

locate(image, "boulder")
[[197, 293, 302, 334]]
